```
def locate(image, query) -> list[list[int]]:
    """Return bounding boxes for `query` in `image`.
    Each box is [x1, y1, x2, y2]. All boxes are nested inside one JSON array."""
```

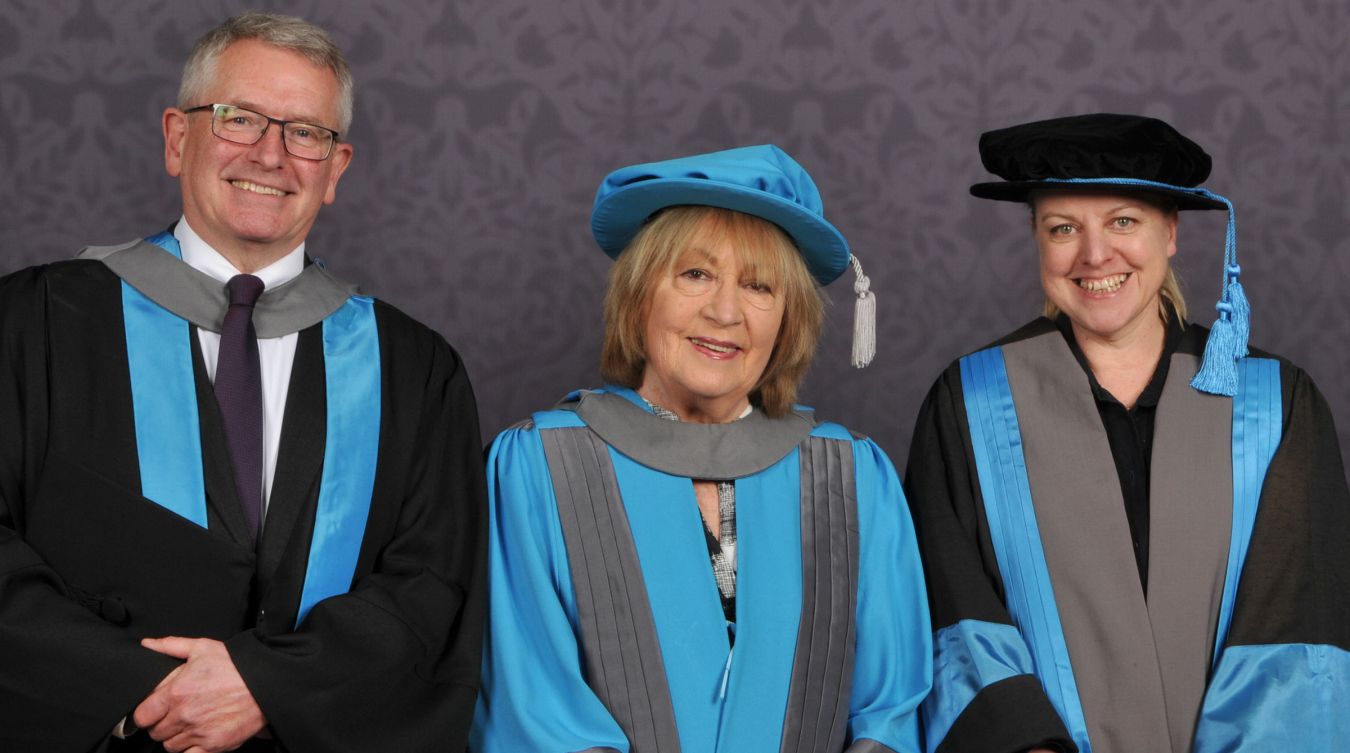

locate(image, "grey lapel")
[[1002, 333, 1172, 753], [541, 426, 682, 753], [779, 436, 859, 753], [1145, 351, 1231, 753], [80, 239, 357, 337]]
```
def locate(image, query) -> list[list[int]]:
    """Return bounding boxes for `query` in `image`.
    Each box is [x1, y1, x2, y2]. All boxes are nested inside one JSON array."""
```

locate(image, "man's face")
[[163, 39, 353, 266]]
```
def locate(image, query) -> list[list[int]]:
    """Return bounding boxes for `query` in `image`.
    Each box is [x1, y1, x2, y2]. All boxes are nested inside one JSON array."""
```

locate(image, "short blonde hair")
[[1031, 192, 1188, 323], [600, 206, 824, 417]]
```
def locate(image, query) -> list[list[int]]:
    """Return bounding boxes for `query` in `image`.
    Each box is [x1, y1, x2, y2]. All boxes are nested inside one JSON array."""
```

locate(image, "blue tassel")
[[1190, 267, 1249, 395], [1191, 302, 1241, 395], [1189, 190, 1247, 396], [1227, 269, 1250, 357]]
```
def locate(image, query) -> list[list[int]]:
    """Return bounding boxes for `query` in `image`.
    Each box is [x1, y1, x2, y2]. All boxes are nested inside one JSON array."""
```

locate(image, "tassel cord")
[[849, 254, 876, 368]]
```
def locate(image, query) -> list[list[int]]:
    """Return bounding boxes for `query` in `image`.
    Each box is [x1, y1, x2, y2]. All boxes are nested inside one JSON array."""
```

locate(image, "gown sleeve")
[[904, 364, 1076, 753], [845, 437, 932, 753], [0, 267, 180, 752], [470, 422, 629, 753], [1193, 363, 1350, 751]]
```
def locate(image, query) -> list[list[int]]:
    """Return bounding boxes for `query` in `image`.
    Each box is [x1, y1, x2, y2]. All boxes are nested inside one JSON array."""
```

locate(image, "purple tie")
[[216, 274, 265, 542]]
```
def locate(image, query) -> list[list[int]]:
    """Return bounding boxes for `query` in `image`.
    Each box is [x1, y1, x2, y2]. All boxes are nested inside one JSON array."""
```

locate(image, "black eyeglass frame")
[[183, 103, 342, 161]]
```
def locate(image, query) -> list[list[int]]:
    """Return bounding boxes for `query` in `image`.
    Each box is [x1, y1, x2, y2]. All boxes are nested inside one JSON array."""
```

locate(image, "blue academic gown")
[[472, 386, 931, 753]]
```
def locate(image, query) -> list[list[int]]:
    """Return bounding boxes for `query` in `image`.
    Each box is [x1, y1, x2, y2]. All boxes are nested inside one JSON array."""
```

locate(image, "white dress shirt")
[[175, 218, 301, 521]]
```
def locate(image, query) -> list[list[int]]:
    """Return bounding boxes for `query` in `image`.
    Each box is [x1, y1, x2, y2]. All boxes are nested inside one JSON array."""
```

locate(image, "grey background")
[[3, 0, 1347, 477]]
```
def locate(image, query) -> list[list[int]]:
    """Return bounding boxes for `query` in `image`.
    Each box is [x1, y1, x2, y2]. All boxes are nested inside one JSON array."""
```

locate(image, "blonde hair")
[[600, 206, 824, 417], [1031, 192, 1188, 323]]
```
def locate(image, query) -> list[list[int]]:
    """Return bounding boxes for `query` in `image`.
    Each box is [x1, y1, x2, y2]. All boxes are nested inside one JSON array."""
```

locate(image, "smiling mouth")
[[230, 179, 288, 197], [689, 337, 740, 356], [1078, 273, 1129, 293]]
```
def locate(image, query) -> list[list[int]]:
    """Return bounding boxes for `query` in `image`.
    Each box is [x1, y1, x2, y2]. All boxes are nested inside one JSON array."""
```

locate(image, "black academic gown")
[[0, 258, 487, 753], [905, 317, 1350, 753]]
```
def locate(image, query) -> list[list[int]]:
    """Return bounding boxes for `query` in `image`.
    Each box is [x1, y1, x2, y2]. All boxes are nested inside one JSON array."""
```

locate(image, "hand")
[[133, 637, 267, 753]]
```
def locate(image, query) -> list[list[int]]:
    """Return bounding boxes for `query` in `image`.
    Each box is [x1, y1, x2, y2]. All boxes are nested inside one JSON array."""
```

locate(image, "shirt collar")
[[1054, 313, 1186, 411], [174, 216, 305, 290]]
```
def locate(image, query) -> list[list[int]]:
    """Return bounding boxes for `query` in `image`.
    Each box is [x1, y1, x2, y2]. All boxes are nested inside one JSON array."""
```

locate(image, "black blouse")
[[1054, 314, 1186, 597]]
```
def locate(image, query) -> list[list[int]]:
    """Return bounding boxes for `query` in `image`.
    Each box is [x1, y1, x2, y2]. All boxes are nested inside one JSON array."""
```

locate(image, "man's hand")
[[133, 637, 267, 753]]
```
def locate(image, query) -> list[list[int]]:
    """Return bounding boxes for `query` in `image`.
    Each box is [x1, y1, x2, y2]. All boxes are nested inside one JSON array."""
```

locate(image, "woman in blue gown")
[[471, 144, 932, 753]]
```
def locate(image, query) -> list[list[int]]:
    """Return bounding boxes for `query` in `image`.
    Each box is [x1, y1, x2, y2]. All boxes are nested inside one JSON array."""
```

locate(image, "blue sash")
[[960, 346, 1093, 752], [122, 233, 381, 627], [1212, 357, 1281, 666], [123, 232, 207, 526]]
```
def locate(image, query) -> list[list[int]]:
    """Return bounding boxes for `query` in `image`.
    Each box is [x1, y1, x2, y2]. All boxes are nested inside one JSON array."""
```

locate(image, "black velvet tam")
[[970, 113, 1225, 210]]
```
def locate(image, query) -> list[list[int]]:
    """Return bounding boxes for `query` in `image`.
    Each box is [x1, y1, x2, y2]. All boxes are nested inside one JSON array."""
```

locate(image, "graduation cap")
[[970, 113, 1249, 397], [592, 144, 877, 367]]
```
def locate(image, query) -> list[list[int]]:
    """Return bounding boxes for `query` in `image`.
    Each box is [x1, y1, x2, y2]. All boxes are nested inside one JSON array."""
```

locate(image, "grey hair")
[[178, 12, 354, 134]]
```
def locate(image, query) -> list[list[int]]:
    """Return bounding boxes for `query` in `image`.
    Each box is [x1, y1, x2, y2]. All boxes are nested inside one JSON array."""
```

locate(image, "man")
[[0, 13, 486, 753]]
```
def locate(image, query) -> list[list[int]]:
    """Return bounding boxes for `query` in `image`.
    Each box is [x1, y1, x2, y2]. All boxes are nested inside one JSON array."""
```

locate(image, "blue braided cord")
[[1042, 177, 1248, 396]]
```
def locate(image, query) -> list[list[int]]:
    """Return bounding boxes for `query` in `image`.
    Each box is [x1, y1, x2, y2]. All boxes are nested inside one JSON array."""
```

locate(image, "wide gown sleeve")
[[845, 437, 932, 753], [470, 423, 629, 753], [224, 322, 489, 753], [904, 365, 1075, 753], [0, 267, 180, 752], [1193, 364, 1350, 751]]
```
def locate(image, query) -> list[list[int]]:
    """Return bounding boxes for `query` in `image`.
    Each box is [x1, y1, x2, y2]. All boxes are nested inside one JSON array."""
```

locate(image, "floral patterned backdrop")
[[3, 0, 1347, 476]]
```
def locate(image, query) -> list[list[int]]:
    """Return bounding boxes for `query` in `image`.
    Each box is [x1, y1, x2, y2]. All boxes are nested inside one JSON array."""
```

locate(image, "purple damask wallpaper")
[[2, 0, 1348, 477]]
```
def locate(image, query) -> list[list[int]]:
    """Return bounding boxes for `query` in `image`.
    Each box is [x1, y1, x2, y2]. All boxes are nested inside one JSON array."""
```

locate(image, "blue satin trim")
[[1194, 643, 1349, 752], [959, 347, 1092, 753], [924, 619, 1035, 751], [610, 443, 804, 752], [1213, 358, 1281, 666], [295, 296, 381, 626], [711, 450, 803, 750], [123, 233, 207, 527]]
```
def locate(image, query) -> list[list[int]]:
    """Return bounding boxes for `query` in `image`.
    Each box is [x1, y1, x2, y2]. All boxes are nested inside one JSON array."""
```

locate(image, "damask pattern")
[[2, 0, 1347, 475]]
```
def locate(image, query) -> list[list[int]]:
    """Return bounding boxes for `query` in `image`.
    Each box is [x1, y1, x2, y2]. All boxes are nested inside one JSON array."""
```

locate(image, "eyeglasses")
[[184, 103, 341, 161]]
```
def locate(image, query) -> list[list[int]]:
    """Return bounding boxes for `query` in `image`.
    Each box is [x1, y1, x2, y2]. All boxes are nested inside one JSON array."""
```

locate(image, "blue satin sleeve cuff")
[[1194, 642, 1350, 752], [922, 619, 1036, 751]]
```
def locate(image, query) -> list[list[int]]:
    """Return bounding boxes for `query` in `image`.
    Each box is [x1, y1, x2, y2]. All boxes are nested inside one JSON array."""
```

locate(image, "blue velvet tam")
[[591, 144, 851, 285]]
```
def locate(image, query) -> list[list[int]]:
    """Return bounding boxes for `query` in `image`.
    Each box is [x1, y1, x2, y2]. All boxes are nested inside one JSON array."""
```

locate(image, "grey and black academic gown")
[[471, 386, 932, 753], [906, 317, 1350, 753], [0, 233, 487, 753]]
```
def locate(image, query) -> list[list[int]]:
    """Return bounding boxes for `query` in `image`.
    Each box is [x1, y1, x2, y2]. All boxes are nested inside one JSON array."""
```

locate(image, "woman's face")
[[1033, 191, 1178, 343], [638, 234, 786, 423]]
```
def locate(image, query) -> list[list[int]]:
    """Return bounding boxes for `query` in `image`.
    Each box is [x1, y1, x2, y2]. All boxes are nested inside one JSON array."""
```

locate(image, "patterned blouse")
[[645, 400, 738, 627]]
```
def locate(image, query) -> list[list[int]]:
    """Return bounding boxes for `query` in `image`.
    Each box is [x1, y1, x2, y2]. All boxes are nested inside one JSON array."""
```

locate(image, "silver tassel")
[[850, 254, 876, 368]]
